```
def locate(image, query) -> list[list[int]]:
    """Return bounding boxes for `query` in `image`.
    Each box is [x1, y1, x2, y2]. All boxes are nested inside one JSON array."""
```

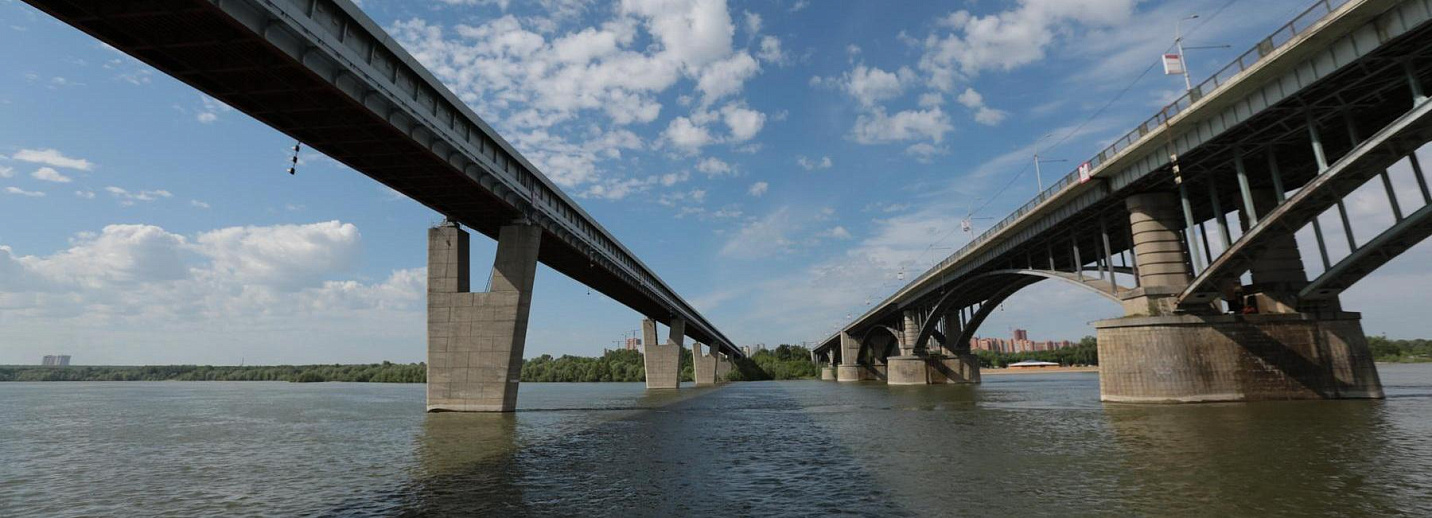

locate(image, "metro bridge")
[[22, 0, 738, 411], [813, 0, 1432, 402]]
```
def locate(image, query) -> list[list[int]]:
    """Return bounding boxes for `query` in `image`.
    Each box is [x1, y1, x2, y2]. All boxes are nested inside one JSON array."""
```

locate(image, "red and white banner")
[[1162, 53, 1185, 75], [1078, 161, 1093, 184]]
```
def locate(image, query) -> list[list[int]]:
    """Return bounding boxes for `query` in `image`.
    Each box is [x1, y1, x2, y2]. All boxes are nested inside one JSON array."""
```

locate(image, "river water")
[[3, 364, 1432, 517]]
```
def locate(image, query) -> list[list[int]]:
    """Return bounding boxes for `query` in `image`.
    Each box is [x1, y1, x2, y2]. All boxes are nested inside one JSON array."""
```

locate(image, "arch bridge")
[[816, 0, 1432, 402]]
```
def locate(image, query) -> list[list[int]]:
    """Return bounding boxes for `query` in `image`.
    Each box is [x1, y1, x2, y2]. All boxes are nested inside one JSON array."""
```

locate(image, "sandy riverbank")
[[982, 366, 1099, 375]]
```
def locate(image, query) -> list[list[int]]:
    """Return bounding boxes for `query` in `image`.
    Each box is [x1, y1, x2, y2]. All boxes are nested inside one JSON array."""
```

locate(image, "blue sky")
[[2, 0, 1430, 365]]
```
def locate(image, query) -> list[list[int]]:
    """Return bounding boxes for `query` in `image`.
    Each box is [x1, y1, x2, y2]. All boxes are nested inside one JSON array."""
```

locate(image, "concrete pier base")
[[1096, 312, 1384, 403], [820, 365, 836, 380], [928, 354, 981, 384], [886, 356, 929, 385], [427, 222, 541, 413], [642, 318, 682, 389], [692, 344, 717, 385], [836, 364, 864, 382]]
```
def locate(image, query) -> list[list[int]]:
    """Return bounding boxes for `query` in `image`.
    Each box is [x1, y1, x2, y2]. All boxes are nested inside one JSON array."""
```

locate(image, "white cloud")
[[789, 0, 808, 12], [74, 191, 95, 199], [721, 103, 766, 141], [104, 186, 173, 205], [919, 0, 1137, 89], [818, 226, 852, 239], [956, 87, 1008, 125], [695, 156, 733, 177], [818, 64, 915, 108], [0, 222, 427, 363], [190, 200, 210, 209], [5, 186, 44, 197], [743, 10, 762, 36], [748, 181, 768, 196], [905, 142, 948, 163], [387, 0, 765, 190], [0, 166, 12, 178], [797, 155, 832, 170], [11, 148, 93, 171], [664, 116, 716, 153], [757, 36, 788, 65], [850, 107, 952, 144], [660, 170, 690, 186], [31, 167, 72, 183]]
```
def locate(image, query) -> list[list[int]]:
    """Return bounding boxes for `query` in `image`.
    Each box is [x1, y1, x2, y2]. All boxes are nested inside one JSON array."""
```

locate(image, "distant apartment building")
[[969, 332, 1074, 354], [40, 355, 71, 366], [625, 337, 642, 351]]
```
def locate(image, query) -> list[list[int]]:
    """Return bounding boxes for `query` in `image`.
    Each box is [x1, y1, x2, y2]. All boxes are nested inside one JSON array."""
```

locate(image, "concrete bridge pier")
[[820, 355, 837, 381], [692, 343, 717, 385], [1098, 193, 1382, 403], [427, 221, 541, 413], [886, 310, 929, 385], [714, 353, 732, 382], [643, 317, 684, 389], [836, 332, 865, 382]]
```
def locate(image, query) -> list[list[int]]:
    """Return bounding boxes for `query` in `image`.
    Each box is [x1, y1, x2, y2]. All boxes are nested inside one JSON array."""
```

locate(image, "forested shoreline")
[[6, 336, 1424, 383], [0, 344, 825, 383]]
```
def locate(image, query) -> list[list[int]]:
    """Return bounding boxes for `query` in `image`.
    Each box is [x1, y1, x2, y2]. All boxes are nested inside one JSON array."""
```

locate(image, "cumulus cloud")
[[748, 181, 768, 196], [956, 87, 1008, 125], [797, 155, 832, 170], [5, 186, 44, 197], [0, 221, 426, 363], [0, 166, 13, 178], [695, 156, 733, 177], [919, 0, 1138, 89], [31, 167, 71, 183], [388, 0, 766, 189], [850, 107, 952, 144], [104, 186, 173, 205], [11, 148, 93, 171]]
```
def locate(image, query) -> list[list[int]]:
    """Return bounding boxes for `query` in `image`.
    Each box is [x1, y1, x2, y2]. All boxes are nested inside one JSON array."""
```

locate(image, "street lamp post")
[[1033, 154, 1068, 194]]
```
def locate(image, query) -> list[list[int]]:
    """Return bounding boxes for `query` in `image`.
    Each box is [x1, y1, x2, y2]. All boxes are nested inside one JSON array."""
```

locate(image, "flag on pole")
[[1162, 53, 1185, 75]]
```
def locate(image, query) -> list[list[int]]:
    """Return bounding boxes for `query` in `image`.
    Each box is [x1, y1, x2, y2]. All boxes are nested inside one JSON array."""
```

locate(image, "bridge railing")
[[905, 0, 1353, 292]]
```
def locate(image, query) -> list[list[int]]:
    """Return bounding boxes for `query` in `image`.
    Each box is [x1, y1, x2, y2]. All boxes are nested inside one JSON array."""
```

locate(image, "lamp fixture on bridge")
[[287, 142, 301, 175]]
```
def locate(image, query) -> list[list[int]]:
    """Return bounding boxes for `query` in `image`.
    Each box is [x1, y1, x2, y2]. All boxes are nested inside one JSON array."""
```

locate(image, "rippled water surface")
[[4, 365, 1432, 516]]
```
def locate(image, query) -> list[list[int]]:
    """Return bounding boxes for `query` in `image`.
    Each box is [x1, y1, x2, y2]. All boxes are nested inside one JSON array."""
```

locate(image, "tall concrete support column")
[[1243, 188, 1318, 314], [691, 343, 717, 385], [714, 353, 732, 381], [1122, 192, 1194, 316], [427, 221, 541, 413], [642, 317, 682, 389], [888, 309, 930, 385], [836, 332, 864, 382]]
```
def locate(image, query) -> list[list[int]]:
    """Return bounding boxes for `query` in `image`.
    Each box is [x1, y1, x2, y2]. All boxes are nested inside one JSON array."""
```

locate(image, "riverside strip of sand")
[[982, 366, 1099, 375]]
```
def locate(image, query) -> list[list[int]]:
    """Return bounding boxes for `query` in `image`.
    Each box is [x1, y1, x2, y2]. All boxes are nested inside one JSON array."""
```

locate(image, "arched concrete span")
[[912, 269, 1128, 351]]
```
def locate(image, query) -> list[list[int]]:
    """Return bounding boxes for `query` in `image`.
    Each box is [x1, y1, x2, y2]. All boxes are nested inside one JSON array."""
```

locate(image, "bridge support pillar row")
[[821, 365, 837, 380], [1244, 188, 1321, 314], [1095, 312, 1383, 403], [928, 353, 981, 384], [427, 221, 541, 413], [1121, 193, 1194, 316], [692, 343, 718, 385], [836, 332, 864, 382], [643, 318, 683, 389]]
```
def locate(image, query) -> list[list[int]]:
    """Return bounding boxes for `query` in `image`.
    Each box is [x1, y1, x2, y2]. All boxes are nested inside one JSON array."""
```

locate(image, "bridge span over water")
[[814, 0, 1432, 403], [24, 0, 738, 411]]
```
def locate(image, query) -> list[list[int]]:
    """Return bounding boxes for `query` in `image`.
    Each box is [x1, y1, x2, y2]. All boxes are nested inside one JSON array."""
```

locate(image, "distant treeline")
[[0, 362, 426, 383], [0, 345, 826, 383], [974, 337, 1099, 369], [1369, 336, 1432, 362]]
